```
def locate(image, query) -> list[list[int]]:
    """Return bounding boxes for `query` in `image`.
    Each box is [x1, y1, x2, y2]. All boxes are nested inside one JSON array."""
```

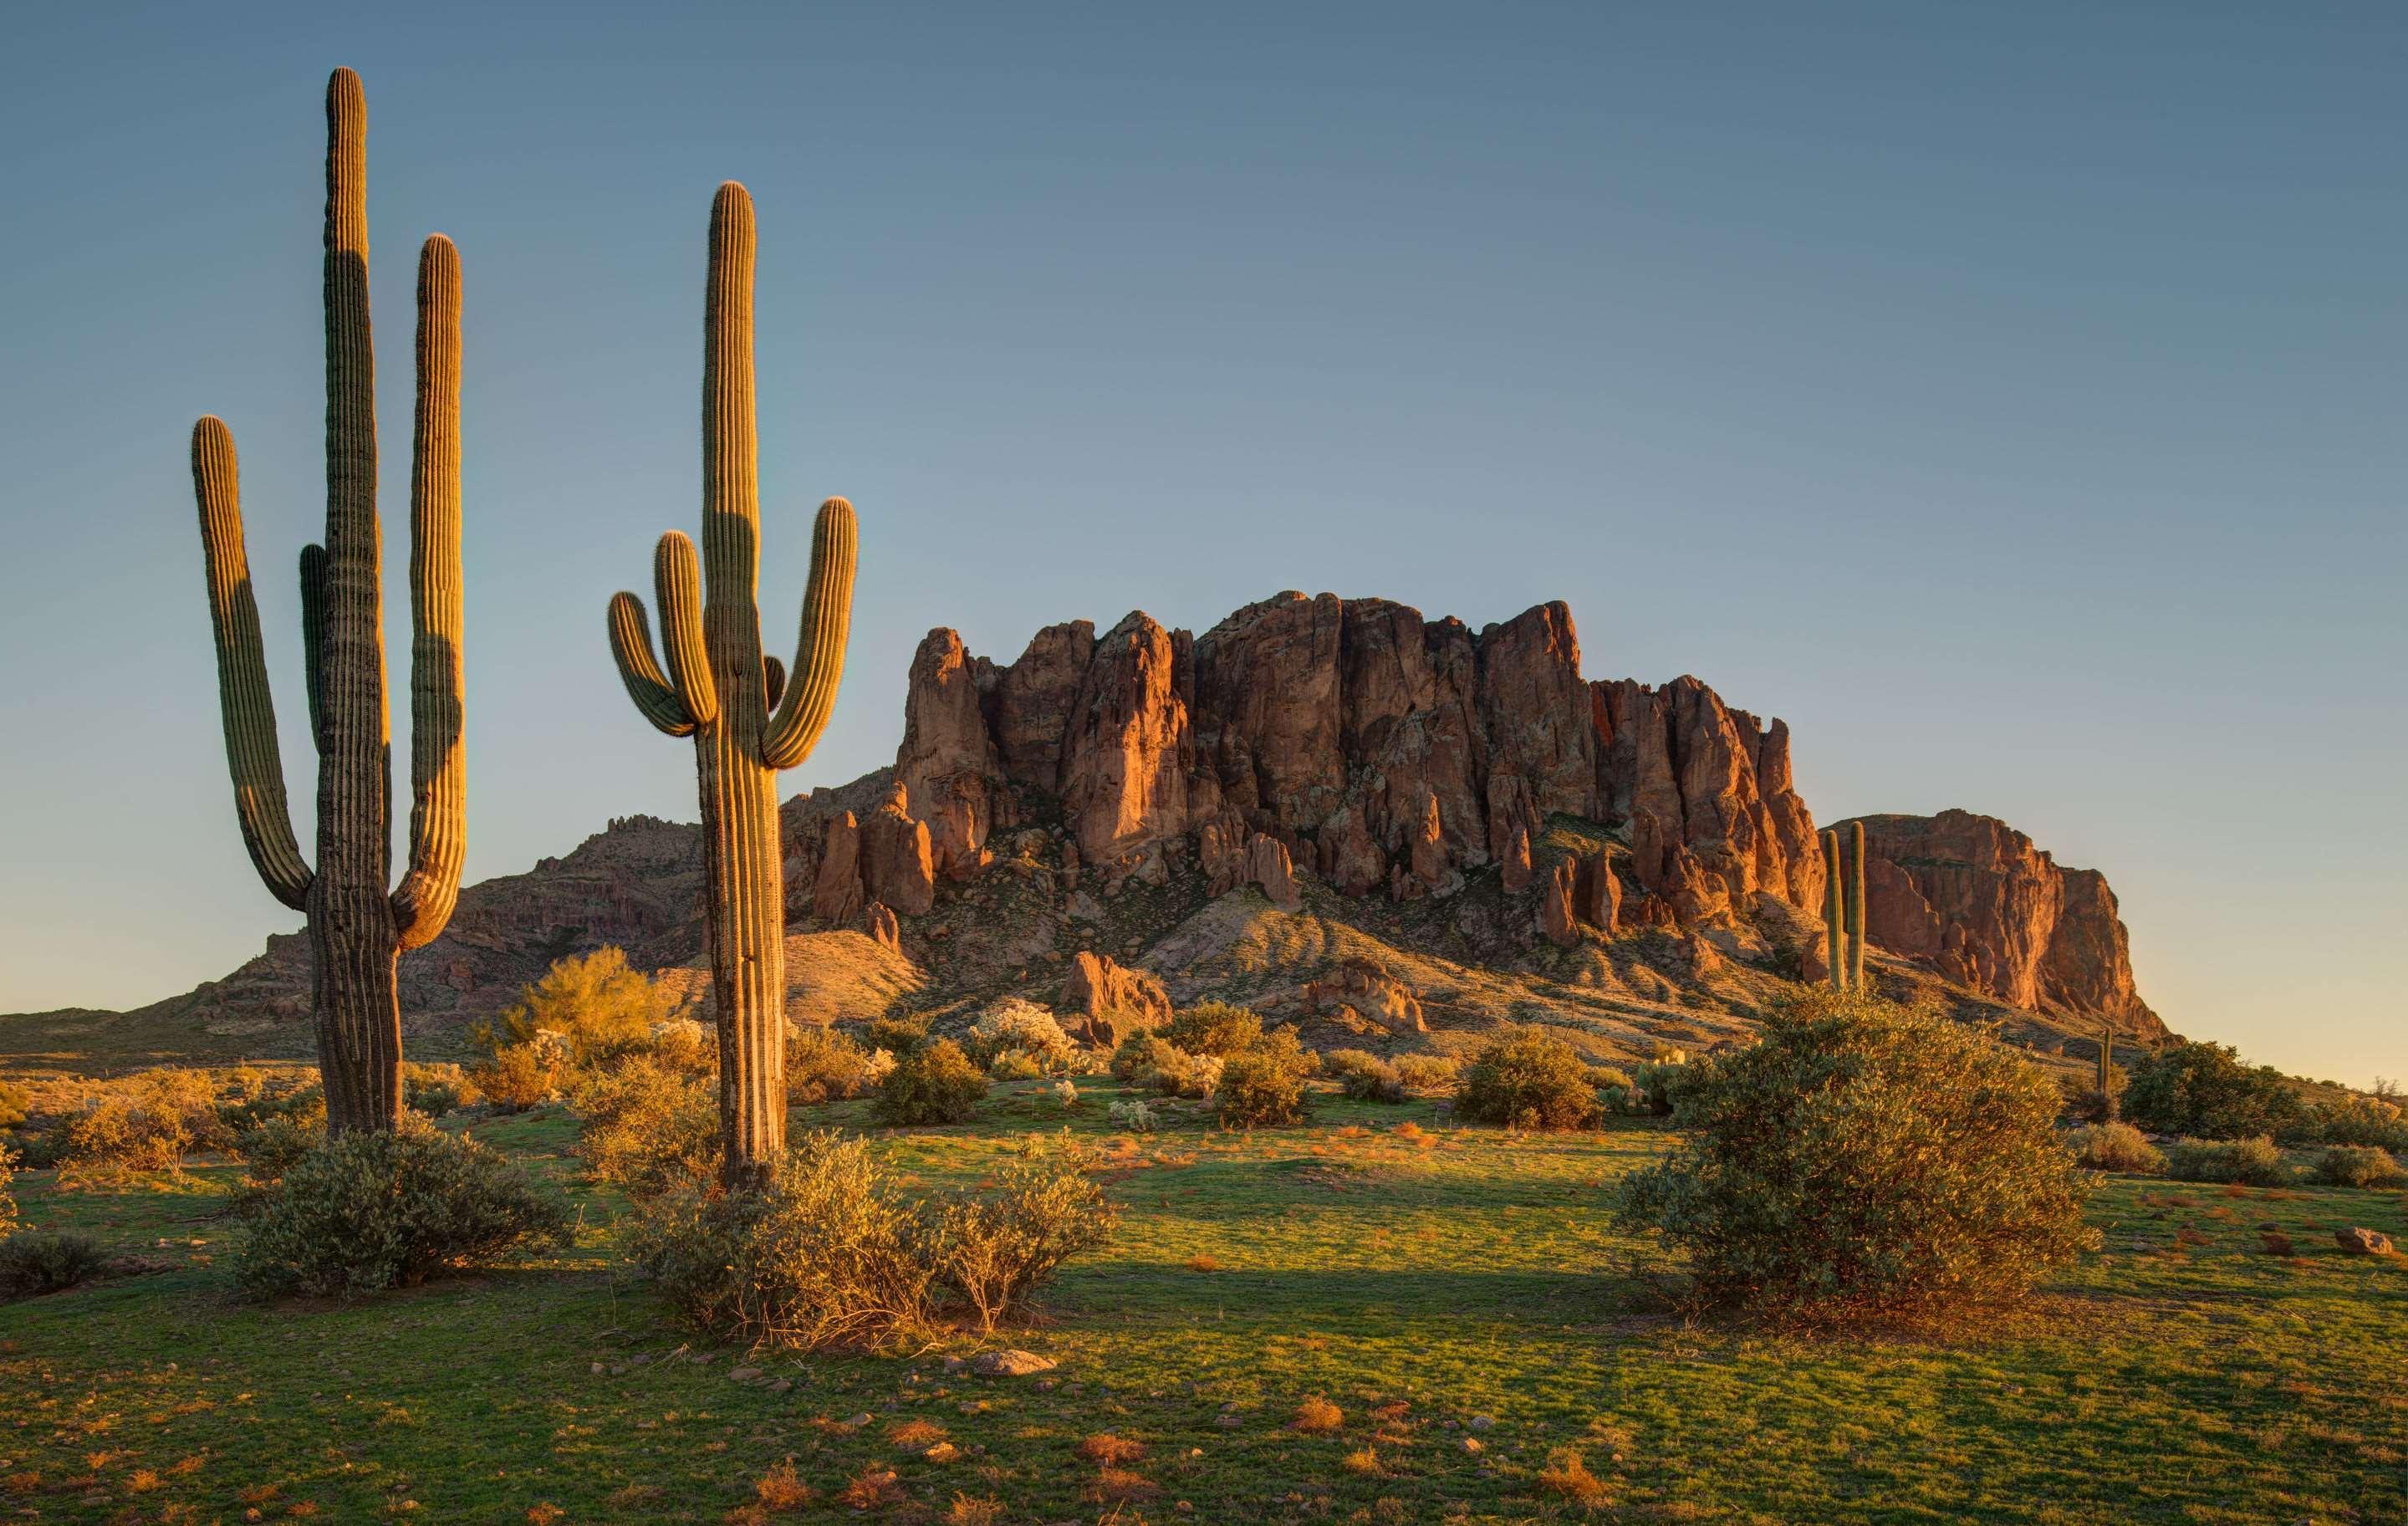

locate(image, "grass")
[[2, 1079, 2405, 1522]]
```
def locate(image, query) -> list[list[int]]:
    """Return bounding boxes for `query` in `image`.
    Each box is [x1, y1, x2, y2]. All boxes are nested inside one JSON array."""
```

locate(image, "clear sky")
[[1, 3, 2400, 1085]]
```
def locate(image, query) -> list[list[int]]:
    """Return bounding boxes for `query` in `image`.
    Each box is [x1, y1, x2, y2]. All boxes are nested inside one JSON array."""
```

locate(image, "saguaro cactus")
[[1847, 819, 1867, 989], [606, 182, 859, 1191], [2096, 1024, 2118, 1120], [189, 69, 466, 1134], [1822, 830, 1847, 988]]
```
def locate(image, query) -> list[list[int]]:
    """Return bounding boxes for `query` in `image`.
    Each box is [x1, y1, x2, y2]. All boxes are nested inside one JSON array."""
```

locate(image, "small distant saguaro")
[[188, 69, 467, 1133], [605, 182, 859, 1192], [1821, 824, 1869, 992]]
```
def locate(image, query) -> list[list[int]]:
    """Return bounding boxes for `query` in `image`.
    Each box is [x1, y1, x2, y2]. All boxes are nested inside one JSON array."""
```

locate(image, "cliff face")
[[1842, 809, 2163, 1037], [880, 591, 1827, 929]]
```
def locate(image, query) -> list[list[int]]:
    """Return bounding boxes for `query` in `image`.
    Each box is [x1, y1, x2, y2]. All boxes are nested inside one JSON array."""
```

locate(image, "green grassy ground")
[[3, 1084, 2405, 1524]]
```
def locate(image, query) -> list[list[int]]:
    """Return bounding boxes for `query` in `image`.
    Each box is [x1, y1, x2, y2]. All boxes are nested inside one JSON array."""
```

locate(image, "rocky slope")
[[3, 593, 2162, 1067]]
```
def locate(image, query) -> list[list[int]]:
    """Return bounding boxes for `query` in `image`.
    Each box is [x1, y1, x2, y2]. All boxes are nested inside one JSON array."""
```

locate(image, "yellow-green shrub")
[[570, 1054, 719, 1198], [2067, 1121, 2165, 1175], [1326, 1049, 1406, 1103], [2311, 1144, 2405, 1189], [1456, 1029, 1603, 1131], [2166, 1136, 2288, 1187], [786, 1023, 877, 1105], [873, 1039, 989, 1127], [1164, 1002, 1265, 1059]]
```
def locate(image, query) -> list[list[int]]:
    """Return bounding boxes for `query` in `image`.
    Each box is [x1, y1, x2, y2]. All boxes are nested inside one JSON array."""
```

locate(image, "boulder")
[[865, 901, 900, 953], [2335, 1227, 2394, 1256], [1060, 950, 1171, 1046]]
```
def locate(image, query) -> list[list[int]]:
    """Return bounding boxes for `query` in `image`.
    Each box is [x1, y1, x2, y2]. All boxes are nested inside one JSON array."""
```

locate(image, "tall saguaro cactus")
[[1820, 826, 1870, 992], [189, 69, 467, 1134], [1847, 819, 1867, 989], [606, 182, 859, 1191], [1823, 830, 1847, 988]]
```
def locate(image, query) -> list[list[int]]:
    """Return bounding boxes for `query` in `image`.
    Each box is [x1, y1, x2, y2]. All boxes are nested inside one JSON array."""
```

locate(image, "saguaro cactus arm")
[[298, 544, 329, 748], [759, 496, 857, 769], [191, 417, 314, 912], [608, 593, 696, 736], [653, 532, 718, 726], [390, 234, 467, 950]]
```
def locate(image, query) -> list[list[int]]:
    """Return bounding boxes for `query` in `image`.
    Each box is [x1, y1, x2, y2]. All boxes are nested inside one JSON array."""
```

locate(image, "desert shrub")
[[1047, 1079, 1081, 1110], [471, 1039, 564, 1111], [0, 1079, 29, 1130], [1108, 1099, 1157, 1133], [1624, 1059, 1686, 1118], [0, 1141, 18, 1242], [786, 1023, 877, 1105], [645, 1017, 717, 1078], [1326, 1050, 1406, 1103], [61, 1069, 227, 1181], [1163, 1002, 1264, 1059], [2300, 1093, 2408, 1151], [1393, 1054, 1458, 1092], [570, 1054, 720, 1198], [2166, 1136, 2288, 1187], [235, 1114, 324, 1186], [2310, 1144, 2405, 1189], [1614, 988, 2096, 1324], [402, 1063, 478, 1118], [218, 1079, 324, 1136], [965, 1000, 1079, 1074], [986, 1048, 1044, 1081], [629, 1130, 936, 1351], [2124, 1042, 2304, 1141], [874, 1039, 988, 1127], [2067, 1122, 2165, 1175], [1110, 1031, 1165, 1082], [0, 1231, 106, 1299], [1118, 1036, 1222, 1100], [1456, 1029, 1604, 1131], [868, 1013, 931, 1058], [237, 1129, 571, 1299], [916, 1140, 1117, 1331], [1216, 1033, 1311, 1128], [471, 947, 680, 1069]]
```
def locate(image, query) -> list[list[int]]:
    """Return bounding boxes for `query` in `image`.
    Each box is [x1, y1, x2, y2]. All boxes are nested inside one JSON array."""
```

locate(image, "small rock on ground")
[[2336, 1226, 2395, 1254], [972, 1350, 1058, 1377]]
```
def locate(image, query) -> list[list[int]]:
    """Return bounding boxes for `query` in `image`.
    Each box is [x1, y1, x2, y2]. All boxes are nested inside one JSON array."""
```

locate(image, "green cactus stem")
[[1823, 829, 1847, 988], [189, 69, 467, 1134], [2098, 1024, 2117, 1120], [607, 181, 859, 1192], [1847, 819, 1867, 989]]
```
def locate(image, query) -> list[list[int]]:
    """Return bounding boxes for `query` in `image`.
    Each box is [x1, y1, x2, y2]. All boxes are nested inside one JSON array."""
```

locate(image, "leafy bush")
[[234, 1114, 324, 1186], [61, 1069, 228, 1181], [403, 1063, 478, 1118], [2124, 1042, 2304, 1141], [1108, 1099, 1158, 1133], [1456, 1029, 1604, 1131], [873, 1039, 989, 1127], [237, 1129, 571, 1299], [0, 1231, 106, 1299], [1164, 1002, 1265, 1059], [1392, 1055, 1458, 1092], [785, 1023, 877, 1105], [986, 1048, 1045, 1081], [1217, 1032, 1312, 1128], [868, 1013, 930, 1059], [1115, 1035, 1221, 1100], [1625, 1059, 1686, 1118], [965, 1000, 1079, 1074], [1326, 1050, 1406, 1103], [0, 1079, 29, 1130], [2310, 1144, 2405, 1189], [471, 1039, 564, 1111], [471, 947, 681, 1068], [916, 1141, 1117, 1331], [2165, 1136, 2288, 1187], [2299, 1093, 2408, 1151], [1614, 989, 2097, 1324], [2066, 1122, 2165, 1175], [630, 1131, 936, 1351], [570, 1054, 720, 1198], [0, 1141, 18, 1242]]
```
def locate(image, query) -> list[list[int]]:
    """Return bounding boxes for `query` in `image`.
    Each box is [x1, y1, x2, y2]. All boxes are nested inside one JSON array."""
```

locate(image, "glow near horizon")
[[0, 3, 2400, 1086]]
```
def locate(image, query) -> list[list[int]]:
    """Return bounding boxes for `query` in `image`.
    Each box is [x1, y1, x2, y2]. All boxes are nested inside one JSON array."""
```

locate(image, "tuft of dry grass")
[[889, 1417, 948, 1450], [1293, 1396, 1345, 1434], [1079, 1432, 1147, 1467], [2261, 1230, 2296, 1256], [1084, 1467, 1158, 1503], [526, 1507, 565, 1526], [946, 1495, 1003, 1526], [1342, 1446, 1383, 1476], [752, 1457, 814, 1512], [1186, 1253, 1221, 1273], [836, 1467, 906, 1509], [1537, 1447, 1609, 1504]]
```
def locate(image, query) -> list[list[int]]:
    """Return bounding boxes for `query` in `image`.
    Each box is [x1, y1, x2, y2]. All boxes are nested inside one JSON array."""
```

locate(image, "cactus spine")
[[606, 182, 858, 1192], [189, 69, 467, 1134]]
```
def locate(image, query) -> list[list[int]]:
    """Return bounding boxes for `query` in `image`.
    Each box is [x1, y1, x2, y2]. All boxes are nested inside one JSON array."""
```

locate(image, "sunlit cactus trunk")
[[187, 69, 467, 1134], [1847, 819, 1867, 989], [1822, 830, 1847, 988], [608, 183, 859, 1192]]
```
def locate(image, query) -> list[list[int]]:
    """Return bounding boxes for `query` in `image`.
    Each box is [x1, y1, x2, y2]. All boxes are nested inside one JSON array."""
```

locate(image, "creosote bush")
[[61, 1069, 229, 1182], [1614, 988, 2097, 1325], [1326, 1050, 1406, 1103], [1455, 1029, 1604, 1131], [785, 1023, 877, 1105], [874, 1039, 989, 1127], [2123, 1041, 2303, 1141], [0, 1231, 107, 1300], [237, 1127, 571, 1299], [570, 1054, 720, 1197], [1217, 1030, 1314, 1128], [917, 1141, 1116, 1331], [2166, 1136, 2288, 1187], [1392, 1054, 1458, 1092], [1163, 1002, 1265, 1059], [2067, 1121, 2166, 1175], [2310, 1144, 2404, 1189]]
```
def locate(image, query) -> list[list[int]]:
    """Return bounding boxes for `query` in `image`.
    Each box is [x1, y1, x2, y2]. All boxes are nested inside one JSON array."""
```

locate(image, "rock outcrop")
[[1059, 950, 1171, 1046], [1842, 810, 2162, 1035]]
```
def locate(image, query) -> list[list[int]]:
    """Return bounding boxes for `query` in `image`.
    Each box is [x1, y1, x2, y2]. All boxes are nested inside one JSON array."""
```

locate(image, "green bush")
[[0, 1231, 106, 1299], [867, 1013, 931, 1059], [0, 1079, 29, 1130], [1114, 1035, 1221, 1100], [1164, 1002, 1266, 1059], [873, 1039, 989, 1127], [629, 1130, 936, 1352], [2123, 1042, 2304, 1141], [2299, 1093, 2408, 1151], [0, 1141, 18, 1242], [61, 1069, 228, 1181], [1216, 1032, 1311, 1128], [402, 1063, 478, 1118], [1326, 1049, 1406, 1103], [237, 1129, 571, 1299], [2165, 1136, 2288, 1187], [964, 1000, 1080, 1074], [1614, 989, 2097, 1324], [2311, 1144, 2405, 1189], [1392, 1055, 1459, 1092], [1625, 1059, 1685, 1117], [570, 1054, 720, 1198], [1456, 1029, 1604, 1131], [234, 1114, 324, 1187], [470, 947, 680, 1068], [785, 1022, 877, 1105], [916, 1140, 1117, 1332], [2066, 1122, 2165, 1175]]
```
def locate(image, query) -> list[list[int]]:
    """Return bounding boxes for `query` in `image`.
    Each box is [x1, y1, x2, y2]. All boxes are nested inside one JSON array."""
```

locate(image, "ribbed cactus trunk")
[[188, 69, 467, 1135], [1847, 819, 1867, 989], [608, 183, 858, 1192], [1822, 829, 1847, 988], [2097, 1026, 2117, 1121]]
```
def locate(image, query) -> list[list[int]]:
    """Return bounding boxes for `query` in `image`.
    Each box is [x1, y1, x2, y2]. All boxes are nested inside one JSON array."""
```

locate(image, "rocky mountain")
[[1, 593, 2164, 1068]]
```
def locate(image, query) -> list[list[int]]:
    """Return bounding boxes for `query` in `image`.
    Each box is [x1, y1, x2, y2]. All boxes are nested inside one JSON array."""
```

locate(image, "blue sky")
[[1, 3, 2400, 1084]]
